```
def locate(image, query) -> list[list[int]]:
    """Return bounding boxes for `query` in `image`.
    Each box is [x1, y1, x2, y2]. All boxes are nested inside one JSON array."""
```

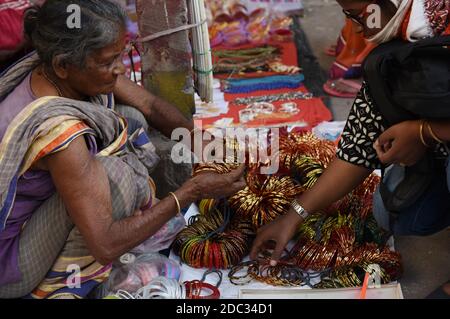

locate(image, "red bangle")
[[184, 280, 221, 299]]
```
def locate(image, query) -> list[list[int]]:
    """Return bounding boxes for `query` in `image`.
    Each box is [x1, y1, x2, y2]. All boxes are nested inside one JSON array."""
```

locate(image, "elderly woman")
[[251, 0, 449, 282], [0, 0, 246, 298]]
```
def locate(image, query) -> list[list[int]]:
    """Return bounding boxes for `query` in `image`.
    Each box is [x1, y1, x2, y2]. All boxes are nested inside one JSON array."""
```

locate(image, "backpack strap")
[[363, 40, 414, 126]]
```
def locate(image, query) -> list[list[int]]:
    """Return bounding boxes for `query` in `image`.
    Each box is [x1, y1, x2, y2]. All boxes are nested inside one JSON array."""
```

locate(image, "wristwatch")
[[291, 199, 310, 220]]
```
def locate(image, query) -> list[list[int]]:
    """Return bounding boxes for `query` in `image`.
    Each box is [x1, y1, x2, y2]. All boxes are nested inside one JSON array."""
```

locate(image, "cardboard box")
[[239, 283, 404, 299]]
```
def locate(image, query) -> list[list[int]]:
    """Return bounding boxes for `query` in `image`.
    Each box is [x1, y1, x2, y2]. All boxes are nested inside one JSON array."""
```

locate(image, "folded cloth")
[[0, 0, 32, 51], [222, 74, 305, 94]]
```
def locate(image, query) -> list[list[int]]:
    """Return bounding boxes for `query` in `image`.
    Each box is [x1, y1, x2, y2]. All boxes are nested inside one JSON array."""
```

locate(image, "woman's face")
[[337, 0, 398, 38], [64, 29, 127, 97]]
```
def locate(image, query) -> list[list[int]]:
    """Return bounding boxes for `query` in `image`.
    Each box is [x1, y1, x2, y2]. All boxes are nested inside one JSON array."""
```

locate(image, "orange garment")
[[444, 22, 450, 35], [400, 4, 413, 40], [329, 19, 376, 80]]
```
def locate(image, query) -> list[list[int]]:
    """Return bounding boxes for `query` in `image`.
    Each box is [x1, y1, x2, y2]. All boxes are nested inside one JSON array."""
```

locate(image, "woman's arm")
[[425, 120, 450, 143], [113, 75, 194, 138], [44, 136, 245, 265], [250, 157, 372, 264], [374, 119, 450, 166]]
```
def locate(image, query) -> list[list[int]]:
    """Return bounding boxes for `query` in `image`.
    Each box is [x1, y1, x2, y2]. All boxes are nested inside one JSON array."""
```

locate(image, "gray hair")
[[24, 0, 127, 68]]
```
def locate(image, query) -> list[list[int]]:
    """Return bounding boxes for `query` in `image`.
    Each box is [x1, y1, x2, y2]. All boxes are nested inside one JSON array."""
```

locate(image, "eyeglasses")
[[342, 2, 374, 27], [96, 42, 135, 72]]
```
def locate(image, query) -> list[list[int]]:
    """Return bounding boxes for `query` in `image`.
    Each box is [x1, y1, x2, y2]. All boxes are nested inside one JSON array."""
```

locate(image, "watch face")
[[292, 201, 304, 215]]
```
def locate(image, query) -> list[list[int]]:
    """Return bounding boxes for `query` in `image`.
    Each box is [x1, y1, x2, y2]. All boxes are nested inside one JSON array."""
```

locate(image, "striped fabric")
[[0, 0, 31, 11], [0, 0, 32, 51]]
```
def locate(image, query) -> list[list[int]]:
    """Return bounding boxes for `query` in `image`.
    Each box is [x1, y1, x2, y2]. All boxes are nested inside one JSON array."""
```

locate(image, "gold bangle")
[[419, 120, 431, 148], [426, 122, 444, 144], [169, 192, 181, 214]]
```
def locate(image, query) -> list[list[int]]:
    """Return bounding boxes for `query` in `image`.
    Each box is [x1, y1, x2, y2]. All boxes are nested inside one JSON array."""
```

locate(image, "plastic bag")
[[312, 121, 346, 143], [97, 252, 181, 298], [131, 212, 186, 254]]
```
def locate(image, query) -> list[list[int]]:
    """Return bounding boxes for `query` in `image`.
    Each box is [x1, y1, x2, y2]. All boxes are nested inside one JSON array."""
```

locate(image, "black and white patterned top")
[[337, 82, 449, 170]]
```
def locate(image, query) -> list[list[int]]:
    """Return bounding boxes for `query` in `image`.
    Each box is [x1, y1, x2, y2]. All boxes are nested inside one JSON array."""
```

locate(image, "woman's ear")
[[52, 55, 69, 79]]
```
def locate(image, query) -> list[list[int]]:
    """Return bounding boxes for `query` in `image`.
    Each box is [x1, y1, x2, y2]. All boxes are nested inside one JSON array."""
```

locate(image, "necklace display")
[[233, 91, 313, 105], [41, 66, 63, 97]]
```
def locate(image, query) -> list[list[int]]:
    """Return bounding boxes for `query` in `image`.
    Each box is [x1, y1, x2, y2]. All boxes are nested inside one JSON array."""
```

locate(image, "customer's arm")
[[250, 158, 372, 263], [423, 120, 450, 143], [42, 136, 246, 265], [113, 75, 194, 138], [374, 119, 450, 166]]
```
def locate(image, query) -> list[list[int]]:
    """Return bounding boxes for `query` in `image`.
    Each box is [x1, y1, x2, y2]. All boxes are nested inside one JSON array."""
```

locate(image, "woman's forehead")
[[91, 33, 127, 60]]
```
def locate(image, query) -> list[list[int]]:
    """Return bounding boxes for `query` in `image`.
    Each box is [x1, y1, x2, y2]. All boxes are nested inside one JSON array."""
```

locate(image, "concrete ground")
[[299, 0, 449, 299]]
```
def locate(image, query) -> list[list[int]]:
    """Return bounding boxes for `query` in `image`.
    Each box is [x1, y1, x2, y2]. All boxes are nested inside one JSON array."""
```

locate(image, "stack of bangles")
[[184, 280, 221, 299], [184, 269, 222, 299], [420, 120, 445, 147], [229, 174, 303, 228], [173, 208, 254, 269], [228, 258, 327, 287]]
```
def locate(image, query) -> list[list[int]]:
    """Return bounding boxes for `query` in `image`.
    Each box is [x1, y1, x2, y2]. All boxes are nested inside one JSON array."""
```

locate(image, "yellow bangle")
[[419, 120, 431, 148], [426, 122, 444, 144], [169, 192, 181, 214]]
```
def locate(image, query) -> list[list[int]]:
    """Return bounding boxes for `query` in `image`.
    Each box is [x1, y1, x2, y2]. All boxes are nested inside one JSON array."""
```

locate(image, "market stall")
[[96, 0, 404, 300]]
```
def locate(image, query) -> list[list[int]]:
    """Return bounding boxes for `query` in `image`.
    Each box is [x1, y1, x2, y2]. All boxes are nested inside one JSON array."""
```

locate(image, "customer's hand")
[[250, 210, 302, 266], [374, 120, 428, 166], [190, 164, 247, 199]]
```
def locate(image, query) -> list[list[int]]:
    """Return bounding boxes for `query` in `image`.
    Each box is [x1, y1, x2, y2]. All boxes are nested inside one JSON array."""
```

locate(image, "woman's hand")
[[189, 164, 247, 199], [374, 120, 428, 166], [249, 210, 302, 266]]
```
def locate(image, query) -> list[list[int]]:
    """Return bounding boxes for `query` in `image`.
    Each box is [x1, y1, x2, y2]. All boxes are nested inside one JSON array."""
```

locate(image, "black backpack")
[[363, 35, 450, 214]]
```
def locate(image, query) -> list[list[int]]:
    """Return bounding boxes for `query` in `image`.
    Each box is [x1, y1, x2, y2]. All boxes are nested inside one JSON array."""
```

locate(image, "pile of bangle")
[[188, 132, 402, 288], [227, 233, 401, 288], [229, 258, 329, 288], [229, 174, 303, 228], [316, 261, 392, 289], [279, 132, 336, 171], [184, 280, 221, 299], [290, 156, 325, 190], [193, 162, 240, 176], [173, 202, 255, 269], [344, 173, 381, 219], [184, 269, 222, 299], [288, 213, 402, 282], [198, 198, 217, 215]]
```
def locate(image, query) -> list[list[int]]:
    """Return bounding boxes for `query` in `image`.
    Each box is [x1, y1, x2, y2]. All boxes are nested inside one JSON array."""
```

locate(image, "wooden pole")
[[136, 0, 195, 119]]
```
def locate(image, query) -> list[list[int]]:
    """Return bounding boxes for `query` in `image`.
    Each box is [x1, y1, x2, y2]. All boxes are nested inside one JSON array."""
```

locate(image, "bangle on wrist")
[[426, 122, 444, 144], [419, 120, 431, 148], [169, 192, 181, 214]]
